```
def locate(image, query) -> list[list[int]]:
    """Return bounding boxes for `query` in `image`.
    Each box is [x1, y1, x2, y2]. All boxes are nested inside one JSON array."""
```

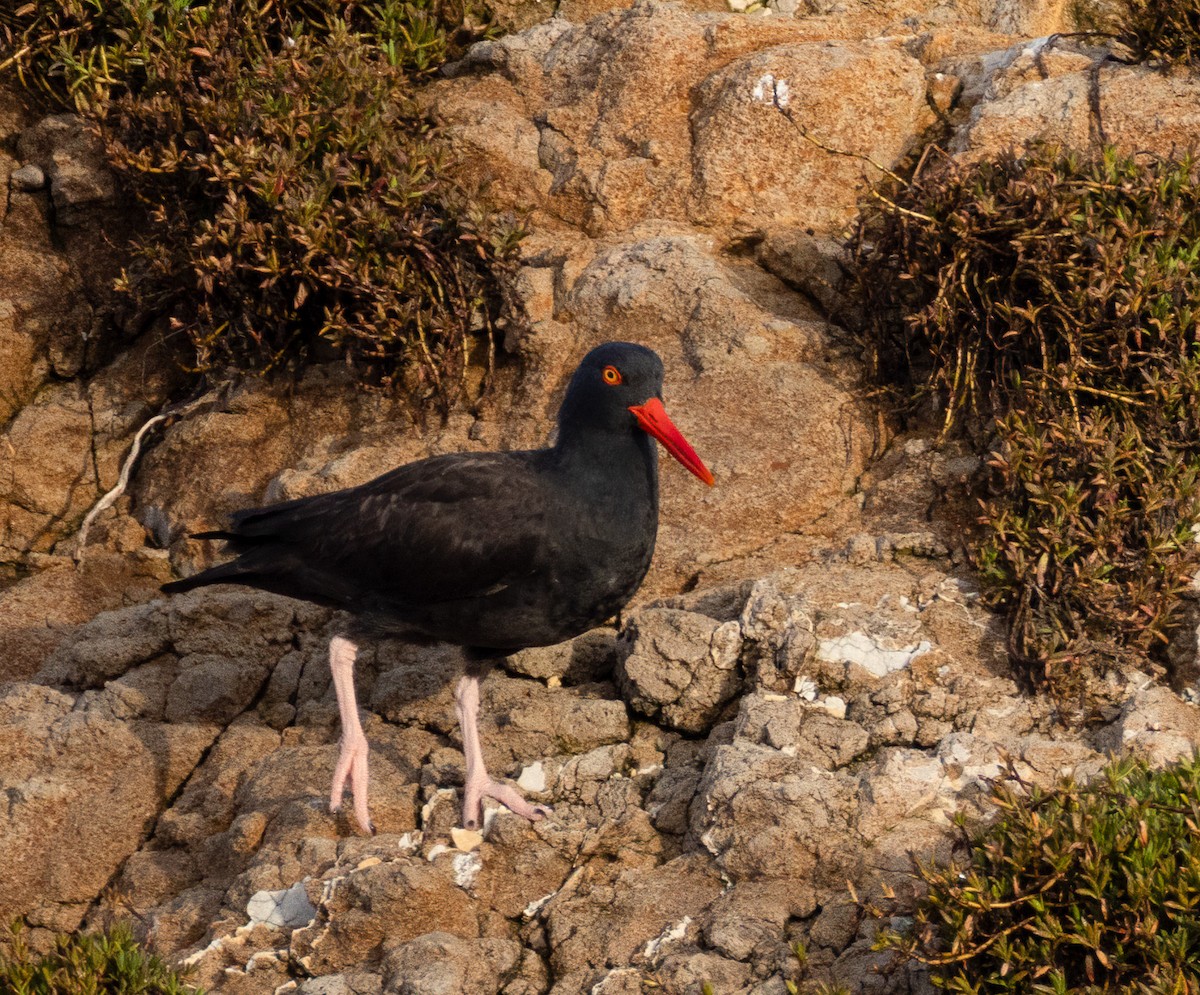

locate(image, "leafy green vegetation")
[[0, 922, 200, 995], [852, 145, 1200, 693], [0, 0, 522, 411], [784, 941, 850, 995], [879, 755, 1200, 995]]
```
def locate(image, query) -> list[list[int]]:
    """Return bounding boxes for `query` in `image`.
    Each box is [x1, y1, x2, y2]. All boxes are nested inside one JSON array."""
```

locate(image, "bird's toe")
[[329, 733, 374, 833], [462, 803, 484, 833], [479, 779, 550, 824]]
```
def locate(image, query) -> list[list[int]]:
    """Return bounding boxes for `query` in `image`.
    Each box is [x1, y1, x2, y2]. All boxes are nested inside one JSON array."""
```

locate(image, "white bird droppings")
[[751, 72, 791, 109], [643, 916, 692, 960], [452, 850, 482, 890], [817, 632, 931, 678]]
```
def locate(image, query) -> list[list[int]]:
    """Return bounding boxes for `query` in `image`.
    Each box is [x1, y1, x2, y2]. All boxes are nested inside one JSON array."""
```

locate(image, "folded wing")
[[164, 451, 552, 613]]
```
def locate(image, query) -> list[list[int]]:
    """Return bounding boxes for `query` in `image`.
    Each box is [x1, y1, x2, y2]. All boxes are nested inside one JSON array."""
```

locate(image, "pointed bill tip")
[[628, 398, 715, 486]]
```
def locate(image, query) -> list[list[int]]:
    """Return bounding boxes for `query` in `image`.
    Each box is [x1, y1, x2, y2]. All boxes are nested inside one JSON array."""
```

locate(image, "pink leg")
[[455, 673, 552, 831], [328, 635, 374, 834]]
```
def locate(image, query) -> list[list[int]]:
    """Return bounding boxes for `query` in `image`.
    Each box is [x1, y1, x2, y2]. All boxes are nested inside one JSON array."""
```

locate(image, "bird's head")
[[558, 342, 715, 486]]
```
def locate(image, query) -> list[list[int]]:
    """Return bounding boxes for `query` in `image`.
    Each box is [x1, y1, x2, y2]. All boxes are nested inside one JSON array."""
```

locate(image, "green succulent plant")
[[879, 754, 1200, 995], [0, 922, 201, 995]]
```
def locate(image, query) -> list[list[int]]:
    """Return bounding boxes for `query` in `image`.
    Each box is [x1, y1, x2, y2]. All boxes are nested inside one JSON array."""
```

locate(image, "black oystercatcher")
[[162, 342, 713, 832]]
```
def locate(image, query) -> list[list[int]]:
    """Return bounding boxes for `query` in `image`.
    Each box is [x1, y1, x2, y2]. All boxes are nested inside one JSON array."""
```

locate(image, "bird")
[[162, 341, 714, 833]]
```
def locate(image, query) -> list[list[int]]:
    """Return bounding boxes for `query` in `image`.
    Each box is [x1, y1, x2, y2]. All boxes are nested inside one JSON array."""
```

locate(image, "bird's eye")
[[602, 365, 623, 385]]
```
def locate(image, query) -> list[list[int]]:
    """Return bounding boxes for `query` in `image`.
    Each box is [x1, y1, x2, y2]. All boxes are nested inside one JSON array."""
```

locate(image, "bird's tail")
[[161, 500, 345, 601], [161, 557, 254, 595]]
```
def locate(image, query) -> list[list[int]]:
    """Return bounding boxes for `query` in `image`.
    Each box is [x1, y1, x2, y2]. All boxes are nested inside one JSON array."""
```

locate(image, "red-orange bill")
[[628, 398, 715, 486]]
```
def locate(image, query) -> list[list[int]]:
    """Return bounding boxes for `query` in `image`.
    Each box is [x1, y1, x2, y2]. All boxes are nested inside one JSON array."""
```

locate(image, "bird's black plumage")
[[163, 342, 699, 650], [163, 341, 713, 832]]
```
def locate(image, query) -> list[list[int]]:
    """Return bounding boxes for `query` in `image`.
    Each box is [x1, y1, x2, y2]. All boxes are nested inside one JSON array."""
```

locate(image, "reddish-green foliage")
[[1, 0, 522, 411], [1115, 0, 1200, 66], [852, 146, 1200, 692]]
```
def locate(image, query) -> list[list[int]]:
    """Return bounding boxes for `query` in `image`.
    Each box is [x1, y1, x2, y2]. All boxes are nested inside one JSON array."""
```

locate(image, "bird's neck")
[[552, 423, 660, 512]]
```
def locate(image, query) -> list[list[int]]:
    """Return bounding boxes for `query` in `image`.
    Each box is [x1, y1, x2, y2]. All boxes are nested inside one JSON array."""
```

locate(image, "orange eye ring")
[[602, 365, 623, 386]]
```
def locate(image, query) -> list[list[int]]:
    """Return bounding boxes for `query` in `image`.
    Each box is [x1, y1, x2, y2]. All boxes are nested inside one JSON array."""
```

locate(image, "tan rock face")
[[0, 383, 96, 554], [0, 331, 179, 565], [0, 549, 171, 682], [981, 0, 1071, 35], [0, 300, 43, 426], [0, 681, 218, 935], [438, 2, 929, 237], [690, 40, 927, 231]]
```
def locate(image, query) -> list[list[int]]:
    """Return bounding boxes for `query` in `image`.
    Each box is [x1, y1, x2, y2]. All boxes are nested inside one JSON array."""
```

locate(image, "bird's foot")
[[329, 730, 374, 835], [462, 773, 552, 832]]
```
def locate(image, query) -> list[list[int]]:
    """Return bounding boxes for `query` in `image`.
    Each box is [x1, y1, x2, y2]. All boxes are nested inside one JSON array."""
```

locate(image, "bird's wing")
[[223, 450, 554, 608]]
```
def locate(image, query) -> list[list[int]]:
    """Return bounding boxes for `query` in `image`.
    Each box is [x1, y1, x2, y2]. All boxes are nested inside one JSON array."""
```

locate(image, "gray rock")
[[543, 854, 723, 978], [656, 951, 752, 992], [617, 607, 743, 733], [297, 974, 383, 995], [291, 860, 478, 976], [808, 895, 860, 952], [504, 627, 618, 684], [10, 164, 45, 191], [756, 229, 850, 317], [703, 879, 814, 962], [645, 764, 702, 836], [734, 693, 869, 769], [165, 653, 270, 724], [693, 740, 859, 883], [246, 881, 317, 928], [739, 577, 816, 689], [953, 60, 1200, 165], [17, 114, 116, 223], [38, 601, 171, 685], [1093, 686, 1200, 766]]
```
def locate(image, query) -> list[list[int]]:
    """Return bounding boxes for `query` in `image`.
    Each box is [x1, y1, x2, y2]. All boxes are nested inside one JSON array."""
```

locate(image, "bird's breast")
[[408, 497, 657, 650]]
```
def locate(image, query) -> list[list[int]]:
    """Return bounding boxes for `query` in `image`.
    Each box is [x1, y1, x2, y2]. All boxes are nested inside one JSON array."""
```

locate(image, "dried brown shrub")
[[852, 146, 1200, 693]]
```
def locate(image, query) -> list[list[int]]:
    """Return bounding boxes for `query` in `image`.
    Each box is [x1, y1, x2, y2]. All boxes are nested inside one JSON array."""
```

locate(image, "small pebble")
[[819, 695, 847, 720], [517, 761, 546, 793], [451, 827, 483, 852]]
